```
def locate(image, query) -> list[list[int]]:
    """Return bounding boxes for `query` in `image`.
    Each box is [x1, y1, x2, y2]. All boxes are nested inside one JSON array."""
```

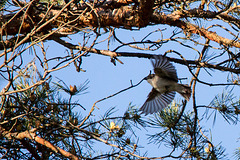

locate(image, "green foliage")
[[148, 102, 227, 159], [0, 63, 88, 159], [204, 87, 240, 124], [53, 78, 89, 96]]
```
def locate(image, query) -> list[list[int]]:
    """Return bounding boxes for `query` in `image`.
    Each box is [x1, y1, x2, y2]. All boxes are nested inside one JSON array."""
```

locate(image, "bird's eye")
[[149, 74, 154, 78]]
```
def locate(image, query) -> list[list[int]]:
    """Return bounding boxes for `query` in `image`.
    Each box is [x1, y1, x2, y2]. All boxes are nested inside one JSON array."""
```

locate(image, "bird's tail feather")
[[177, 84, 191, 101]]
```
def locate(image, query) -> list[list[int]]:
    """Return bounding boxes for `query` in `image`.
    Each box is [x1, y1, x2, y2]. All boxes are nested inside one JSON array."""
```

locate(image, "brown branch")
[[1, 2, 239, 49], [1, 1, 39, 35], [51, 38, 240, 74], [0, 77, 50, 96], [178, 9, 240, 28], [150, 13, 240, 48], [138, 0, 155, 27], [0, 127, 79, 160], [190, 39, 208, 148], [101, 0, 136, 9]]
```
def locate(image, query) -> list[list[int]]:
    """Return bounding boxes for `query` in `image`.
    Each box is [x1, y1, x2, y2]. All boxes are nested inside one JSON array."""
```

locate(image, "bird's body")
[[140, 55, 191, 115], [146, 75, 177, 93]]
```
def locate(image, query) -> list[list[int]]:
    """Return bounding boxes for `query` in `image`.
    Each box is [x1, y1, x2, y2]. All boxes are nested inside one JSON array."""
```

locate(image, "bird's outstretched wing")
[[151, 55, 178, 82], [140, 88, 176, 115]]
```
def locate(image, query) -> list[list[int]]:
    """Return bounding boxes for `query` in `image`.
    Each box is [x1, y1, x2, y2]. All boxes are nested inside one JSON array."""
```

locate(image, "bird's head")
[[144, 70, 155, 81]]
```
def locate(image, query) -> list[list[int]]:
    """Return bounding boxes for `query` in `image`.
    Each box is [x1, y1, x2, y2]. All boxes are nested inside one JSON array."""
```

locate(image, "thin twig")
[[78, 78, 145, 128]]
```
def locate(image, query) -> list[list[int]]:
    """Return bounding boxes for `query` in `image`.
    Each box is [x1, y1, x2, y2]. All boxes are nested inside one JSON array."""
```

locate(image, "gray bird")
[[140, 55, 191, 115]]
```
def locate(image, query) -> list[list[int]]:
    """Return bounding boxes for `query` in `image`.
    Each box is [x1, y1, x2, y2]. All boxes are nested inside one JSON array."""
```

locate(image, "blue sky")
[[1, 23, 239, 158], [43, 25, 240, 158]]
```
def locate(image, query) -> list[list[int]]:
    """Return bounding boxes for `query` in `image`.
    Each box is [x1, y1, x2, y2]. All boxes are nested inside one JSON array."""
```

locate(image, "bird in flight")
[[140, 55, 191, 115]]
